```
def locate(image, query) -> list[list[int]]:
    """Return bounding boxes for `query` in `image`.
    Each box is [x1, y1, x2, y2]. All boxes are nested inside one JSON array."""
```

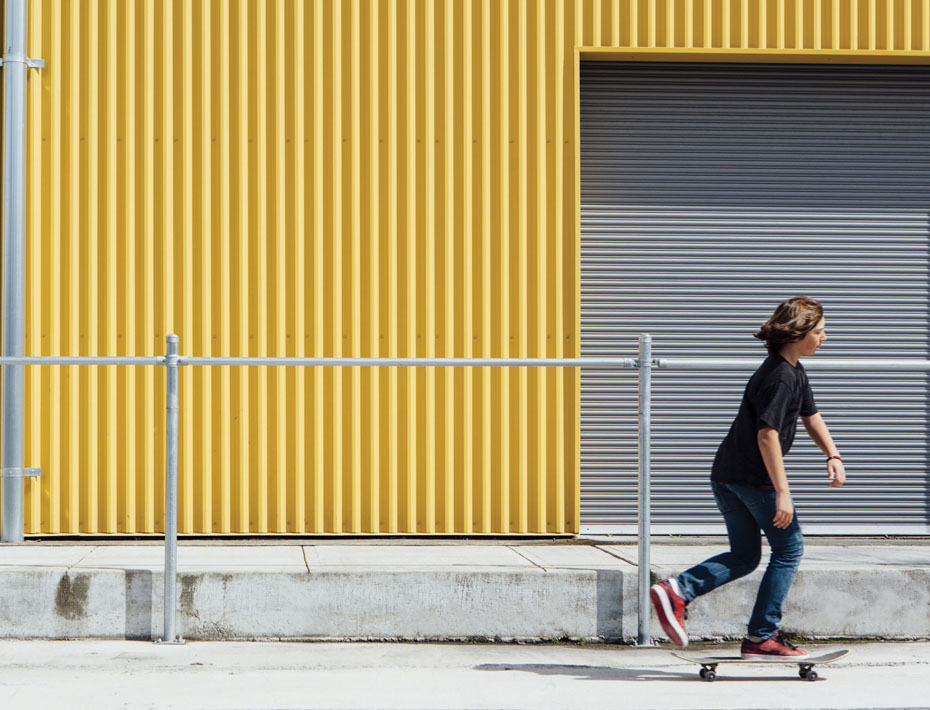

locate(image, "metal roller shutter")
[[580, 62, 930, 535]]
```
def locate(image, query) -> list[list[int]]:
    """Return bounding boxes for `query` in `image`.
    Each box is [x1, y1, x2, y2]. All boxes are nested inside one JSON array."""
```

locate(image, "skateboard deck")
[[672, 648, 850, 682]]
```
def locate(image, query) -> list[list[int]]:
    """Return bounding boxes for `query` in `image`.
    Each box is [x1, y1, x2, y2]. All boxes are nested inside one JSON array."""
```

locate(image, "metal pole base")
[[154, 636, 185, 646]]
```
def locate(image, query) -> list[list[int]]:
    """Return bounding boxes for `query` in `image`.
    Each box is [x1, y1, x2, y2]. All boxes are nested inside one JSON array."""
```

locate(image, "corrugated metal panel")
[[10, 1, 928, 535], [16, 0, 576, 536], [579, 61, 930, 534], [577, 0, 930, 52]]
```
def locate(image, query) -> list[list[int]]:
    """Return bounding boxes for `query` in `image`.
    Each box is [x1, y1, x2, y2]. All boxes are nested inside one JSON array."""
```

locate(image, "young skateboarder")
[[650, 296, 846, 659]]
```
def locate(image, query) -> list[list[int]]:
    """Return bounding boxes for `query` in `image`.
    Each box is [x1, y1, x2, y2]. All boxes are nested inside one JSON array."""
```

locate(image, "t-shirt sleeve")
[[755, 381, 794, 432], [800, 374, 818, 417]]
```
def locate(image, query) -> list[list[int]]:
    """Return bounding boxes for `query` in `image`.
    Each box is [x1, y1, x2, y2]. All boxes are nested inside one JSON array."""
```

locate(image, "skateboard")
[[671, 648, 850, 682]]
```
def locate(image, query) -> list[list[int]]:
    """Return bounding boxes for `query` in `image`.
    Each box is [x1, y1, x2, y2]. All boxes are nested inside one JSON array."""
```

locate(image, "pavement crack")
[[301, 546, 312, 572]]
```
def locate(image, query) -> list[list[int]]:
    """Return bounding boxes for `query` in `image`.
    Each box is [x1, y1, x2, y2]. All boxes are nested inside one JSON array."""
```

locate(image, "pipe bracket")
[[0, 467, 40, 478], [0, 56, 45, 69]]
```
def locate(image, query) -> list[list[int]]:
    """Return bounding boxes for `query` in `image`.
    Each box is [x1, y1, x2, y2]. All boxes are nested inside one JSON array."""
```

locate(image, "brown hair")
[[754, 297, 824, 354]]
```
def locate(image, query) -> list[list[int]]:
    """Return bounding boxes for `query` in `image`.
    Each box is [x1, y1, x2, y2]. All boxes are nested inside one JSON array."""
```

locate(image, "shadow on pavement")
[[475, 663, 833, 682], [474, 663, 694, 682]]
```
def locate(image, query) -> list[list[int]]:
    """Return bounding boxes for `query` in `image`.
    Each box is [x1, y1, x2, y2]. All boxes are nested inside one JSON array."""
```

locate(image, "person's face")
[[797, 317, 827, 355]]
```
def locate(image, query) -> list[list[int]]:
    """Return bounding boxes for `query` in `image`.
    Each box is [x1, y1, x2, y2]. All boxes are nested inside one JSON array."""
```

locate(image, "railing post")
[[159, 334, 182, 644], [1, 0, 28, 544], [638, 333, 653, 646]]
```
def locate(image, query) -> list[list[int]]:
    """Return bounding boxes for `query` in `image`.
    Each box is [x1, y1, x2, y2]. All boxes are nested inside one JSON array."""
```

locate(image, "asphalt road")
[[0, 639, 927, 709]]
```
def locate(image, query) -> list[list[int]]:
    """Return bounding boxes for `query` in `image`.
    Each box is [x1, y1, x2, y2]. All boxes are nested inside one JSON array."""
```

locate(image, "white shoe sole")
[[650, 583, 688, 647]]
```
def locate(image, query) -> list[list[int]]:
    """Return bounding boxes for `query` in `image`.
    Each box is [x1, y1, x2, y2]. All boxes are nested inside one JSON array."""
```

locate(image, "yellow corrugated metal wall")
[[11, 0, 929, 535]]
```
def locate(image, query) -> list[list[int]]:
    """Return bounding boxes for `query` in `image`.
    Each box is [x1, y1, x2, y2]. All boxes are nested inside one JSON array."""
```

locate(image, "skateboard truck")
[[700, 663, 820, 683], [698, 661, 818, 682]]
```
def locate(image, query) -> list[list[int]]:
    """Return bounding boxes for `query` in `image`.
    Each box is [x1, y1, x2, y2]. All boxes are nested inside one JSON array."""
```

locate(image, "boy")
[[650, 296, 846, 659]]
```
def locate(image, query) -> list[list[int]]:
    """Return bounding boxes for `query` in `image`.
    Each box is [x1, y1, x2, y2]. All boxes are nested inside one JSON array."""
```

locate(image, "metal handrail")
[[0, 356, 164, 366], [6, 338, 930, 647], [656, 357, 930, 370], [180, 356, 637, 367], [0, 342, 640, 645]]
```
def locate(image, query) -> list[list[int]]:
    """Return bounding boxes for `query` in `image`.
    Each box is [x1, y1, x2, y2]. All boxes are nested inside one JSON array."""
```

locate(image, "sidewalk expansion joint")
[[507, 546, 546, 570], [596, 546, 638, 566]]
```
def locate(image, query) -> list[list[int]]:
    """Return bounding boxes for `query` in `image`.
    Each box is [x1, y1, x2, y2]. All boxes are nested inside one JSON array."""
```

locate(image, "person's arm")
[[757, 427, 794, 529], [802, 413, 846, 488]]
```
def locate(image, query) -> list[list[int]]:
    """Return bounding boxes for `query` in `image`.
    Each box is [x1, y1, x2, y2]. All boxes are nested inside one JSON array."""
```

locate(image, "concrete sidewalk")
[[3, 640, 929, 710], [0, 537, 927, 642]]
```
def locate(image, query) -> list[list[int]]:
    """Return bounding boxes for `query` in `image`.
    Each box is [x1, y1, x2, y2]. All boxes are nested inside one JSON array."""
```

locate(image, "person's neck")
[[778, 346, 801, 367]]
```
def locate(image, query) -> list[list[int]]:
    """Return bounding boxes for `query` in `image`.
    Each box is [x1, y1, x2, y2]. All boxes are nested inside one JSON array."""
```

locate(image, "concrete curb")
[[1, 555, 927, 641], [0, 566, 623, 641], [0, 540, 930, 642]]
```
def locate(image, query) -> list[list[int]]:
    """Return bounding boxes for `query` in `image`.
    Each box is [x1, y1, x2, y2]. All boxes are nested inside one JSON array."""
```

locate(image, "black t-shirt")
[[711, 353, 818, 488]]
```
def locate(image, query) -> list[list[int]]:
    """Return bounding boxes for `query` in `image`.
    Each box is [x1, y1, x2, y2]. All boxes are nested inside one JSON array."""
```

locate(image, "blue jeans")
[[674, 481, 804, 641]]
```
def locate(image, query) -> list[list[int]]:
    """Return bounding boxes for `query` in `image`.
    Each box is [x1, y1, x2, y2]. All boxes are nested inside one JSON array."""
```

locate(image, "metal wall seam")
[[199, 0, 213, 534], [480, 0, 492, 533], [444, 0, 457, 534], [218, 0, 231, 534], [554, 0, 566, 534], [48, 0, 60, 534], [272, 0, 285, 533], [130, 0, 141, 534], [25, 0, 42, 533], [462, 0, 474, 534], [256, 0, 269, 533], [924, 0, 929, 50], [180, 0, 193, 534], [309, 0, 322, 533], [367, 0, 379, 534], [562, 3, 576, 530], [404, 0, 416, 534], [236, 0, 250, 533], [84, 0, 98, 534], [425, 0, 436, 535], [536, 1, 547, 533], [349, 0, 361, 534], [291, 0, 304, 535], [517, 0, 528, 534], [498, 0, 510, 533], [379, 2, 400, 533], [327, 1, 339, 533], [159, 0, 173, 534], [67, 0, 79, 533], [143, 0, 157, 533], [205, 2, 216, 529]]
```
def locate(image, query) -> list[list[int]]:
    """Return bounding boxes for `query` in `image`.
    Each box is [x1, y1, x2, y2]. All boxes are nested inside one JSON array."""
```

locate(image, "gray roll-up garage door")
[[580, 62, 930, 535]]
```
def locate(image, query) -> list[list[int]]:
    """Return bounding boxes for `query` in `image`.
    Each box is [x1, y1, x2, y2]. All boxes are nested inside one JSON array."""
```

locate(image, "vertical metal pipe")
[[637, 334, 653, 646], [161, 334, 180, 643], [1, 0, 29, 543]]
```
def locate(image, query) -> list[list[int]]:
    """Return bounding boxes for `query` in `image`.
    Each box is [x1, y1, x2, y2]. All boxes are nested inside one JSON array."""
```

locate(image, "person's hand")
[[773, 490, 794, 529], [827, 458, 846, 488]]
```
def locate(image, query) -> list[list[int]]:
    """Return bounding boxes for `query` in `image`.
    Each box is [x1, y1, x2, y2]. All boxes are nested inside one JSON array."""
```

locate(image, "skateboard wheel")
[[799, 669, 808, 679], [699, 668, 707, 679], [806, 670, 818, 682], [704, 670, 716, 682]]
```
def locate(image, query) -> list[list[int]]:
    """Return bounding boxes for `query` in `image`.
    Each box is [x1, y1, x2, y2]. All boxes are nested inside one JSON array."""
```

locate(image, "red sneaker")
[[741, 633, 809, 660], [650, 578, 688, 647]]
